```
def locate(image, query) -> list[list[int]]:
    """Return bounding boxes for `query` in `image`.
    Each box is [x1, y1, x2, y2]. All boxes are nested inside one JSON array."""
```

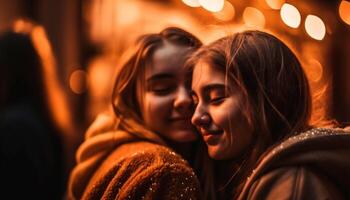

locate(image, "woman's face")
[[137, 43, 198, 142], [191, 61, 254, 160]]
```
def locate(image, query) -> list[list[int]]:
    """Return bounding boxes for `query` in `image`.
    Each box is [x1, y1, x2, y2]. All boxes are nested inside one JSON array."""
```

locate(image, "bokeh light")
[[280, 3, 301, 28], [306, 58, 323, 82], [69, 69, 87, 94], [305, 15, 326, 40], [243, 7, 265, 29], [31, 26, 53, 59], [13, 19, 34, 33], [114, 2, 140, 27], [265, 0, 285, 10], [213, 1, 235, 21], [182, 0, 201, 7], [339, 0, 350, 25], [199, 0, 224, 12]]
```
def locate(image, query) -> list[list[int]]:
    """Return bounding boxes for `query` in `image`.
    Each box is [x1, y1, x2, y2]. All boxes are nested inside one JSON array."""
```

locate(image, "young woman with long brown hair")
[[68, 27, 213, 199], [189, 30, 350, 199]]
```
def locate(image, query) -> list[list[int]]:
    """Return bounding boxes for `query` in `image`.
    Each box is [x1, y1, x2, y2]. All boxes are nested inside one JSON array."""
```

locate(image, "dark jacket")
[[0, 103, 64, 200], [238, 128, 350, 200]]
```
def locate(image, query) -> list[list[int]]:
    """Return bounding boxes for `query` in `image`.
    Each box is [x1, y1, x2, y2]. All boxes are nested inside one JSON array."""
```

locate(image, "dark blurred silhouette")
[[0, 21, 68, 200]]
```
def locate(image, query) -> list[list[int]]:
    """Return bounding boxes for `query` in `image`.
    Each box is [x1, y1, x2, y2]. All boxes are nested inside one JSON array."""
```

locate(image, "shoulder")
[[0, 106, 41, 128], [239, 128, 350, 200], [82, 141, 201, 200], [244, 166, 344, 200], [0, 106, 52, 152], [100, 141, 195, 179]]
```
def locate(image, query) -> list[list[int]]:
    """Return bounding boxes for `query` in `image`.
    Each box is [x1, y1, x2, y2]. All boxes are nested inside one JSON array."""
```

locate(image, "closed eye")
[[191, 91, 199, 106], [147, 74, 176, 95], [208, 87, 227, 105], [210, 96, 226, 105], [151, 85, 176, 95]]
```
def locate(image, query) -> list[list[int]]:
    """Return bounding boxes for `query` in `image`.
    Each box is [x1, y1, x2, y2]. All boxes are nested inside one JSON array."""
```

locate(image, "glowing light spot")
[[339, 1, 350, 25], [243, 7, 265, 29], [265, 0, 285, 10], [182, 0, 201, 7], [199, 0, 224, 12], [213, 1, 235, 21], [31, 27, 53, 58], [306, 59, 323, 82], [70, 70, 87, 94], [280, 3, 301, 28], [305, 15, 326, 40], [13, 19, 34, 34], [115, 2, 140, 26]]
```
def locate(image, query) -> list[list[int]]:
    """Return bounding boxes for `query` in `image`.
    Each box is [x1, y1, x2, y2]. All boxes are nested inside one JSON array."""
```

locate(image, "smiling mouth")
[[200, 129, 223, 145], [200, 129, 223, 136]]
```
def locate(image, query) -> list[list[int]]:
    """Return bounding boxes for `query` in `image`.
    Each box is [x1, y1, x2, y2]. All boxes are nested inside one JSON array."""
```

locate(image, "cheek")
[[142, 94, 174, 120], [209, 107, 231, 129], [227, 109, 254, 156], [209, 102, 242, 130]]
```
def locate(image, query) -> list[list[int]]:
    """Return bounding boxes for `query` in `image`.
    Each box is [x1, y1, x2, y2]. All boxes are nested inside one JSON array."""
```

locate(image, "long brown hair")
[[187, 30, 312, 197], [111, 27, 202, 143]]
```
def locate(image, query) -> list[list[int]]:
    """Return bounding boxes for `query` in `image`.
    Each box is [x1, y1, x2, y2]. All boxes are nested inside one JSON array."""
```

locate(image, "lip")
[[199, 128, 223, 145], [200, 129, 223, 136], [202, 133, 222, 145]]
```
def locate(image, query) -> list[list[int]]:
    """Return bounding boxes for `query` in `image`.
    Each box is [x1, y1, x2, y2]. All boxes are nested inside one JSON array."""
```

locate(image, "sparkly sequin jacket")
[[68, 114, 201, 200], [237, 128, 350, 199]]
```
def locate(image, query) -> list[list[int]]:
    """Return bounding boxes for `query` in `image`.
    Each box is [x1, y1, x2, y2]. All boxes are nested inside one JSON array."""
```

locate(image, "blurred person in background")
[[0, 20, 77, 199]]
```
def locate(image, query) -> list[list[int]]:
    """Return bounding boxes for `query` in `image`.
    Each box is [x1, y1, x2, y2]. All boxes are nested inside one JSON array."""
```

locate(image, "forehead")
[[145, 43, 190, 78], [192, 61, 226, 91]]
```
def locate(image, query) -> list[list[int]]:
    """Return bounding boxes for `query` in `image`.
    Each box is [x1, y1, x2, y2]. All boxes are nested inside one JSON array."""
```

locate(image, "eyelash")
[[152, 86, 175, 95], [192, 96, 199, 105], [191, 94, 225, 106], [210, 96, 226, 105]]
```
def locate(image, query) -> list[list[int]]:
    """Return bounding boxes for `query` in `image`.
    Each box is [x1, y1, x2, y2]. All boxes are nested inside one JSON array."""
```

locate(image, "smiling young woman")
[[188, 30, 350, 199], [68, 27, 215, 200]]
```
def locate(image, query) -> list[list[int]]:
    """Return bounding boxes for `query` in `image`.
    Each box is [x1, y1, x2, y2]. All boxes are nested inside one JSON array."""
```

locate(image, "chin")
[[208, 148, 227, 160], [169, 130, 199, 143]]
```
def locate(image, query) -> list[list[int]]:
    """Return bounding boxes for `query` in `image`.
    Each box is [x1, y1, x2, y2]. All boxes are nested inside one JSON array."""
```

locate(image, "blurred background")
[[0, 0, 349, 191]]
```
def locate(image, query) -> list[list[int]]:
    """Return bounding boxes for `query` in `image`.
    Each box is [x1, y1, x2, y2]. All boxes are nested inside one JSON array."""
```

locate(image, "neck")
[[215, 159, 240, 187], [164, 139, 195, 164], [215, 143, 261, 198], [214, 146, 254, 195]]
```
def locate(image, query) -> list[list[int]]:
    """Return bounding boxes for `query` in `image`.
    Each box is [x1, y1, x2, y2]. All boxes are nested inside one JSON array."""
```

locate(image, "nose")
[[191, 104, 210, 127], [174, 86, 192, 113]]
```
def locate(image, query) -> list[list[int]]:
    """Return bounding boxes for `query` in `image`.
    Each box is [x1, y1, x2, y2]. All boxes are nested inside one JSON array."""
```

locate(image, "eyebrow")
[[146, 73, 175, 82], [202, 83, 226, 92], [191, 83, 226, 97], [191, 83, 226, 95]]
